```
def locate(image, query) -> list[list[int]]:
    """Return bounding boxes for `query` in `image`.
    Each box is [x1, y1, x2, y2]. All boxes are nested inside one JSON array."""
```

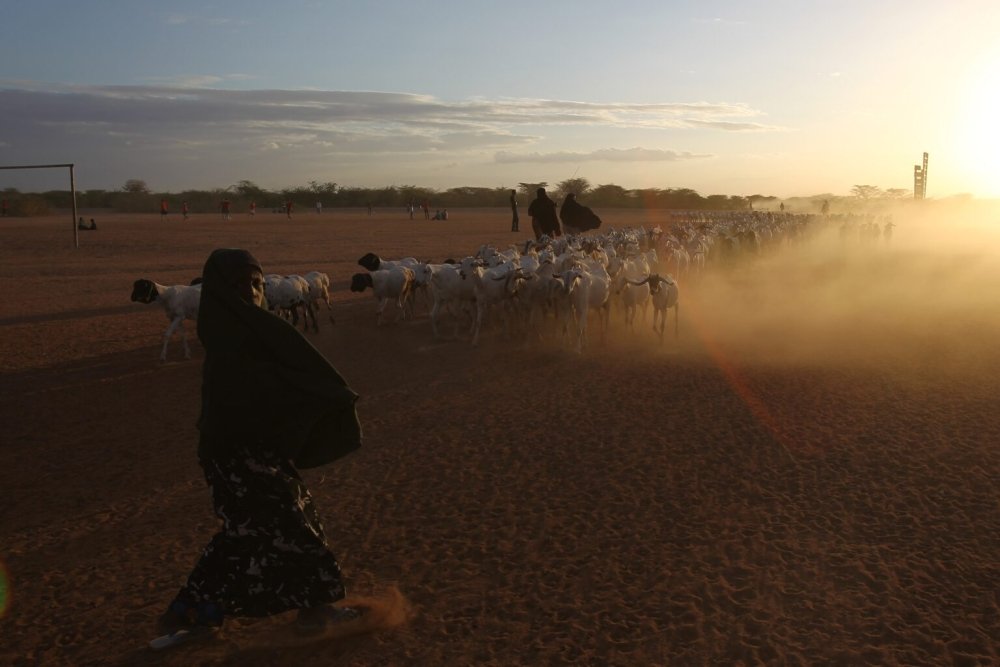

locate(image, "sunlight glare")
[[955, 53, 1000, 197]]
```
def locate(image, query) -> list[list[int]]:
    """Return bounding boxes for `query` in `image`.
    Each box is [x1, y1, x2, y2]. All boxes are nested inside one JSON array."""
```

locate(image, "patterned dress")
[[179, 447, 346, 616]]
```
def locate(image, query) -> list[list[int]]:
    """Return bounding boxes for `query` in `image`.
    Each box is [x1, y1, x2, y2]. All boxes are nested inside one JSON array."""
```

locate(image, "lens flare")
[[0, 561, 9, 619]]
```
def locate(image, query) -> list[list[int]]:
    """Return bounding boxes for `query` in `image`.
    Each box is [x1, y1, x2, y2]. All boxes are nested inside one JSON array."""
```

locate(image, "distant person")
[[78, 216, 87, 230], [286, 200, 294, 219], [89, 218, 98, 230], [315, 201, 322, 215], [221, 199, 232, 221], [422, 200, 430, 220], [779, 202, 785, 212], [160, 199, 169, 220], [366, 202, 373, 216], [250, 201, 256, 217], [433, 209, 442, 220], [154, 248, 364, 646], [821, 199, 830, 215], [182, 201, 190, 221], [441, 208, 449, 221], [559, 193, 602, 236], [528, 188, 560, 240], [510, 190, 519, 232], [407, 200, 415, 220], [883, 219, 896, 243]]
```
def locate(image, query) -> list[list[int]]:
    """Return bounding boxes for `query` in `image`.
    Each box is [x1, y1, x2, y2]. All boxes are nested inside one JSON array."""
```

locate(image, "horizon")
[[2, 1, 998, 198]]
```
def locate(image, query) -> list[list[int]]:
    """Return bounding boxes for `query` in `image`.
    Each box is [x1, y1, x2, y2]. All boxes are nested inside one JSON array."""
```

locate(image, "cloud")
[[141, 75, 226, 88], [495, 148, 712, 164], [0, 82, 776, 188]]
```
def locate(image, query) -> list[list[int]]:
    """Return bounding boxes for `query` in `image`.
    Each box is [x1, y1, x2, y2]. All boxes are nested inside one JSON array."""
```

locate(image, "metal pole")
[[70, 164, 79, 248]]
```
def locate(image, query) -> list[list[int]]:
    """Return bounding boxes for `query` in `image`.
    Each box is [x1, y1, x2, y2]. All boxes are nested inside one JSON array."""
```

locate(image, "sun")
[[954, 54, 1000, 197]]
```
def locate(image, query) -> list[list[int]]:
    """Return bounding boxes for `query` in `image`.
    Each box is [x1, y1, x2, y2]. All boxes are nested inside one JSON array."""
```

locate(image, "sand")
[[1, 206, 998, 665]]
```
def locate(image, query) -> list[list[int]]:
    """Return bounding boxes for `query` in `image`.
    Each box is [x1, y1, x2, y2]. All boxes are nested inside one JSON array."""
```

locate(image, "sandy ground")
[[1, 206, 998, 665]]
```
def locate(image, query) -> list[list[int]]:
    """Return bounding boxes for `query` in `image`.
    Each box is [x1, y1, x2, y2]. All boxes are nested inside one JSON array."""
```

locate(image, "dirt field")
[[1, 206, 998, 665]]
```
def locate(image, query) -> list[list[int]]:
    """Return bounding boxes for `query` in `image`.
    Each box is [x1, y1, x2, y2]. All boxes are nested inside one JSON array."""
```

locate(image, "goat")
[[425, 262, 477, 339], [460, 260, 529, 347], [264, 274, 315, 332], [130, 278, 202, 361], [350, 267, 415, 325], [626, 274, 679, 343], [302, 270, 335, 330]]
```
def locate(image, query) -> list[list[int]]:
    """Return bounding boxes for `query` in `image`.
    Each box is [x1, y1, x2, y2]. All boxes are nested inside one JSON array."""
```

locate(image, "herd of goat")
[[130, 212, 822, 360]]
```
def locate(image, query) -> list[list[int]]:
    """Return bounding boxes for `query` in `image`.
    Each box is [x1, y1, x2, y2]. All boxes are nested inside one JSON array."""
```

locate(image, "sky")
[[1, 0, 999, 198]]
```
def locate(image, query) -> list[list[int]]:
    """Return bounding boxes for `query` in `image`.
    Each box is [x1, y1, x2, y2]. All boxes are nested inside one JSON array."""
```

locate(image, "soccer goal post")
[[0, 163, 79, 248]]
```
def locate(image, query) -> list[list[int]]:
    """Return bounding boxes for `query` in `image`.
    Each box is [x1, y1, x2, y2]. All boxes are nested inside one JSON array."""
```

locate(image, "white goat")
[[425, 261, 478, 339], [264, 274, 314, 331], [130, 278, 202, 361], [562, 259, 611, 353], [302, 270, 335, 330], [350, 267, 415, 325], [627, 274, 680, 343], [461, 260, 528, 347]]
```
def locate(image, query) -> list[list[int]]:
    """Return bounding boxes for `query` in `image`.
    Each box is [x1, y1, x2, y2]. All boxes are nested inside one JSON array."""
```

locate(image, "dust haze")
[[679, 202, 1000, 378]]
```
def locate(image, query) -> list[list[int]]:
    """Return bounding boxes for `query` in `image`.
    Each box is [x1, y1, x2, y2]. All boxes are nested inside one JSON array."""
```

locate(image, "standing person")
[[407, 200, 414, 220], [154, 248, 364, 646], [509, 189, 519, 232], [315, 201, 322, 215], [221, 199, 232, 221], [182, 201, 190, 221], [249, 201, 256, 217], [366, 202, 372, 216], [559, 193, 602, 236], [160, 199, 169, 220], [422, 200, 430, 220], [286, 200, 294, 219], [528, 188, 560, 240]]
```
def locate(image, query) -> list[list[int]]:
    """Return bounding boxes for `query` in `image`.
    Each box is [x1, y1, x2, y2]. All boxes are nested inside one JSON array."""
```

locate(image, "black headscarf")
[[197, 248, 361, 468]]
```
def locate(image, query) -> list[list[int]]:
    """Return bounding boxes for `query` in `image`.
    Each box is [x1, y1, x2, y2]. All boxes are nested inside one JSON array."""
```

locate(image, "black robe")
[[197, 248, 361, 467], [528, 191, 561, 237], [559, 194, 602, 233], [173, 248, 361, 618]]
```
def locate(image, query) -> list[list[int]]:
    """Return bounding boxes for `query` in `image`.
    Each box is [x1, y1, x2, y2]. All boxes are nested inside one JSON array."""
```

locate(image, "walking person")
[[509, 189, 519, 232], [160, 199, 169, 220], [154, 248, 364, 648], [286, 200, 294, 219], [249, 201, 256, 217], [182, 201, 189, 221], [527, 188, 560, 240], [221, 199, 232, 221]]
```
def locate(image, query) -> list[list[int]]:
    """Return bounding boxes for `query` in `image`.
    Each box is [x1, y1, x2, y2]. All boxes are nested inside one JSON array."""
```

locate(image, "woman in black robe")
[[527, 187, 561, 240], [559, 193, 603, 235], [158, 248, 363, 635]]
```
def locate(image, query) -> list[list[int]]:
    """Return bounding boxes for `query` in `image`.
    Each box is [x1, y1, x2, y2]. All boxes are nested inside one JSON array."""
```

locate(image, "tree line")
[[1, 176, 911, 216]]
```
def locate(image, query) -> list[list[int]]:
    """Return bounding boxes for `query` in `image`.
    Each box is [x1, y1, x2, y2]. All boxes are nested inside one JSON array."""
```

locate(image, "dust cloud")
[[681, 202, 1000, 378]]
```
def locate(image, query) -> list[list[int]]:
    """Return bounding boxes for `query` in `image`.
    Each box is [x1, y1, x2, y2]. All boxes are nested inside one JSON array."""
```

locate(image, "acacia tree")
[[517, 182, 549, 199], [555, 177, 591, 199], [234, 180, 267, 200], [588, 184, 632, 207], [851, 184, 883, 200], [122, 179, 150, 194]]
